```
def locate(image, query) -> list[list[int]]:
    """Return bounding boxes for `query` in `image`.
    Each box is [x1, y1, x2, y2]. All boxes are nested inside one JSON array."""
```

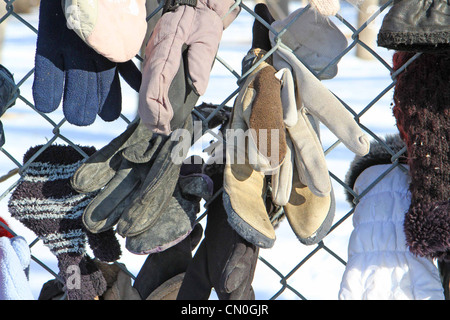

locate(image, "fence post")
[[356, 0, 378, 60], [0, 4, 6, 63]]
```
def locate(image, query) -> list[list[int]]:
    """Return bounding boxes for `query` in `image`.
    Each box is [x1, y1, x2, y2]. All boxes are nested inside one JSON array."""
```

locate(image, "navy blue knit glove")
[[32, 0, 140, 126]]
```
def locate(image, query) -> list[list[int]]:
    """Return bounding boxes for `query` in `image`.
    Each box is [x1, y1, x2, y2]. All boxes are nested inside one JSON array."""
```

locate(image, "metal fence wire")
[[0, 0, 427, 300]]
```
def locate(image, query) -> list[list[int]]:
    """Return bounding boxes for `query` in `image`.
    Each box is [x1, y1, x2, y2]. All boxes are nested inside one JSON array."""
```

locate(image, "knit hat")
[[392, 51, 450, 260], [8, 144, 122, 299], [377, 0, 450, 51]]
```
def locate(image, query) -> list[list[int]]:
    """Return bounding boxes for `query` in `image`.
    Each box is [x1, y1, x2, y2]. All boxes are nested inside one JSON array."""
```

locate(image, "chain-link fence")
[[0, 0, 418, 300]]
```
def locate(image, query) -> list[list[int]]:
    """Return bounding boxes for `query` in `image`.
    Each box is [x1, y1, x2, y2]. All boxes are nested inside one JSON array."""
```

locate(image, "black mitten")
[[177, 163, 259, 300]]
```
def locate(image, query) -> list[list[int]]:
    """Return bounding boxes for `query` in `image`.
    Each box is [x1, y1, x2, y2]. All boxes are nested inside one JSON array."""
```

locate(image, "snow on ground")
[[0, 1, 398, 300]]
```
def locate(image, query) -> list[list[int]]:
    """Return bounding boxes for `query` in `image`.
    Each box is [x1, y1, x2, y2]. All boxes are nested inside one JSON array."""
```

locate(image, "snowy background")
[[0, 1, 400, 300]]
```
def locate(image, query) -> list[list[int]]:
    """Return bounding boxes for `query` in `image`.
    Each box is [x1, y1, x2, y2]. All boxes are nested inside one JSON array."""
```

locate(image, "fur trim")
[[393, 51, 450, 260], [344, 134, 406, 207], [404, 200, 450, 260]]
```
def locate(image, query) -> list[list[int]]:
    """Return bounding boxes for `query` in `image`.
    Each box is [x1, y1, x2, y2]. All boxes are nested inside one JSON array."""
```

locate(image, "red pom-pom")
[[0, 217, 14, 238]]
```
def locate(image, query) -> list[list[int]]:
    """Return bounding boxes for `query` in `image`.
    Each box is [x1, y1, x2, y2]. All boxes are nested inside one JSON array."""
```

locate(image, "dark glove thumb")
[[222, 242, 257, 293], [252, 3, 275, 51], [118, 60, 142, 93]]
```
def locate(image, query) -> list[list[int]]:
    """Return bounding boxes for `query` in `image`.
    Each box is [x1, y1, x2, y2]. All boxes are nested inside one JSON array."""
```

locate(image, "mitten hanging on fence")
[[33, 0, 141, 126], [138, 0, 240, 134], [0, 218, 34, 300], [178, 163, 259, 300], [243, 4, 286, 173], [309, 0, 340, 16], [268, 7, 370, 245], [94, 261, 141, 300], [241, 3, 276, 75], [0, 64, 19, 147], [8, 145, 122, 300], [269, 6, 349, 80], [378, 0, 450, 51], [62, 0, 147, 62], [392, 51, 450, 260], [223, 3, 282, 249]]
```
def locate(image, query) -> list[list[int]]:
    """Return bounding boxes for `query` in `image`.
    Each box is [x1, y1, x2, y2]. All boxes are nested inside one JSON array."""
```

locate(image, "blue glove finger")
[[33, 0, 66, 114], [64, 31, 121, 123], [33, 54, 65, 114], [61, 12, 121, 126], [63, 64, 100, 126]]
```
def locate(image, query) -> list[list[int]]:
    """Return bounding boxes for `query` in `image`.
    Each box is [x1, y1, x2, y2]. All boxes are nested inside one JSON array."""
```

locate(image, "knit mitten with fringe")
[[8, 145, 122, 300], [392, 51, 450, 261]]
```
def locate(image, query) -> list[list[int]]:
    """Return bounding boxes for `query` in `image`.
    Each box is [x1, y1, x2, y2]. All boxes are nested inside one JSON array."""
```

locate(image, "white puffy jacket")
[[338, 164, 444, 300]]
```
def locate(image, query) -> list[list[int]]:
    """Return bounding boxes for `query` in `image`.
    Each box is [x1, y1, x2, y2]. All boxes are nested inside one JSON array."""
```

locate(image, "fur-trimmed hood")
[[345, 134, 406, 207]]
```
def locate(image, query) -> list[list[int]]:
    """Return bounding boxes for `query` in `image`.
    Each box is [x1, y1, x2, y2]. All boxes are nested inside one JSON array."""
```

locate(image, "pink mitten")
[[63, 0, 147, 62]]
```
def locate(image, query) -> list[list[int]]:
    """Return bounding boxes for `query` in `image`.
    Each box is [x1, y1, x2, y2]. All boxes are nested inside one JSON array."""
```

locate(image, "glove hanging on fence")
[[125, 156, 213, 255], [392, 51, 450, 261], [62, 0, 147, 63], [71, 115, 193, 238], [32, 0, 142, 126], [223, 3, 282, 249], [132, 223, 203, 300], [377, 0, 450, 51], [71, 75, 228, 255], [267, 6, 370, 245], [138, 0, 240, 134], [70, 31, 203, 241], [0, 65, 19, 147], [8, 145, 122, 300]]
